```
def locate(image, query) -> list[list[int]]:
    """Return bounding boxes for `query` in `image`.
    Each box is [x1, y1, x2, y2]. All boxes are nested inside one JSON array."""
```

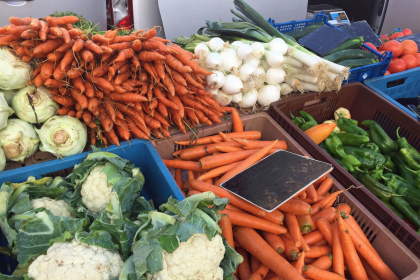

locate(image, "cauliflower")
[[80, 165, 112, 215], [30, 197, 74, 218], [147, 234, 225, 280], [28, 239, 123, 280]]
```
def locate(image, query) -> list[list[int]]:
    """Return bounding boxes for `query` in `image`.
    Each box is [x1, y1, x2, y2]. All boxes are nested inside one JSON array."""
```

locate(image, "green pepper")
[[290, 113, 305, 127], [384, 156, 397, 173], [381, 199, 406, 219], [324, 133, 361, 169], [400, 148, 420, 171], [391, 153, 415, 184], [342, 146, 385, 170], [337, 117, 368, 136], [348, 119, 358, 126], [299, 111, 317, 131], [396, 182, 420, 207], [382, 173, 407, 183], [360, 142, 380, 154], [336, 133, 369, 147], [415, 178, 420, 189], [361, 120, 398, 155], [370, 165, 384, 182], [390, 196, 420, 229], [396, 127, 420, 162], [357, 172, 393, 200]]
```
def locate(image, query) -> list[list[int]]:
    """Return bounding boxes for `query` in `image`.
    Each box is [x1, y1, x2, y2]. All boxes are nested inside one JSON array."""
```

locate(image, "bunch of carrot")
[[0, 16, 226, 147], [163, 116, 399, 280]]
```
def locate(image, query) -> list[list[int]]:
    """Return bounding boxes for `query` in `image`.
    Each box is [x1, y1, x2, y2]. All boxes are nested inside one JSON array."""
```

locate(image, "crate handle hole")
[[386, 78, 406, 89], [303, 97, 327, 108]]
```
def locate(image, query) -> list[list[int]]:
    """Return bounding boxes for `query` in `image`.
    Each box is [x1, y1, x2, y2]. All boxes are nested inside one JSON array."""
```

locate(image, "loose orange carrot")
[[260, 231, 285, 254], [331, 222, 344, 277], [298, 215, 315, 233], [174, 169, 183, 190], [219, 215, 234, 248], [199, 149, 259, 170], [343, 214, 375, 252], [284, 213, 301, 247], [249, 263, 269, 280], [316, 217, 333, 246], [336, 211, 368, 280], [312, 207, 336, 225], [230, 108, 243, 132], [313, 239, 328, 246], [306, 184, 318, 203], [187, 190, 202, 197], [294, 251, 305, 274], [196, 161, 242, 181], [175, 131, 262, 146], [360, 257, 382, 280], [316, 177, 334, 196], [251, 256, 261, 273], [234, 227, 305, 280], [225, 204, 244, 213], [236, 248, 251, 280], [162, 159, 201, 171], [278, 199, 312, 216], [180, 142, 241, 161], [216, 141, 278, 185], [302, 245, 332, 258], [335, 204, 351, 215], [302, 230, 324, 245], [311, 190, 345, 216], [190, 180, 268, 218], [303, 265, 345, 280], [311, 254, 333, 270], [280, 233, 300, 260]]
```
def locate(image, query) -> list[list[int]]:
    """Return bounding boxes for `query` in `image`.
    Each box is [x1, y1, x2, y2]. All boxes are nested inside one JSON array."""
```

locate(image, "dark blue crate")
[[267, 13, 392, 84], [0, 139, 184, 275], [365, 67, 420, 119]]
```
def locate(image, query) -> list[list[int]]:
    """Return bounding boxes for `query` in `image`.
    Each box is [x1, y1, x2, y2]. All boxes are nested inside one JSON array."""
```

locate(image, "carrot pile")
[[163, 116, 399, 280], [0, 16, 227, 146]]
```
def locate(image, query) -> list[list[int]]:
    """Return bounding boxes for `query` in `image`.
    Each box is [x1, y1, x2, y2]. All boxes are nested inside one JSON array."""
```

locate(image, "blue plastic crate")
[[267, 13, 392, 84], [365, 67, 420, 119], [0, 139, 184, 275]]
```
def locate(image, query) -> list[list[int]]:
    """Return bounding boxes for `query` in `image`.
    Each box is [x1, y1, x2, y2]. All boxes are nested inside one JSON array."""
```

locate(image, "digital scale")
[[307, 4, 350, 25]]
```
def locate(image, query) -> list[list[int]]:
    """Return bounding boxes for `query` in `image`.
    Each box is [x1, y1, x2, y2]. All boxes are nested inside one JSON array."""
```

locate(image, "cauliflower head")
[[28, 239, 123, 280], [81, 165, 112, 215], [30, 197, 74, 218], [148, 233, 225, 280]]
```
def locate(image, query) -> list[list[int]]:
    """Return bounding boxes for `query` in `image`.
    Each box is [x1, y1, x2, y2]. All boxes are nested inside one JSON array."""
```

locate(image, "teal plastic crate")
[[267, 13, 392, 84], [0, 139, 184, 275], [365, 67, 420, 119]]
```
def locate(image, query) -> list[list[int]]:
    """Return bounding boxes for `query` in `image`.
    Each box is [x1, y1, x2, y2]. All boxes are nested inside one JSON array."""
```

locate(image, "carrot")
[[336, 211, 368, 280], [164, 54, 192, 73], [57, 106, 72, 115], [9, 17, 32, 25], [174, 169, 183, 190], [114, 118, 130, 141], [145, 116, 161, 130], [154, 87, 179, 111], [343, 214, 375, 252], [68, 28, 83, 39], [298, 215, 315, 233], [197, 161, 242, 181], [68, 88, 87, 110], [187, 190, 201, 197], [313, 171, 332, 188], [303, 185, 317, 203], [302, 265, 345, 280], [280, 233, 299, 260], [20, 29, 38, 39], [190, 180, 269, 218], [72, 77, 85, 93], [221, 209, 287, 235], [46, 51, 64, 62], [40, 62, 55, 81], [216, 141, 278, 185], [34, 39, 63, 54], [249, 263, 269, 280], [345, 218, 398, 280], [109, 42, 131, 50], [199, 149, 258, 170], [82, 81, 94, 99], [311, 255, 333, 270], [138, 50, 166, 61], [278, 199, 312, 216], [89, 76, 115, 92], [360, 257, 382, 280], [80, 49, 94, 62], [234, 227, 305, 280], [251, 256, 261, 273], [219, 215, 234, 248], [162, 159, 201, 171], [284, 213, 301, 247], [259, 231, 284, 254], [316, 177, 334, 196], [172, 50, 212, 75], [311, 190, 345, 216], [108, 93, 147, 103], [302, 230, 324, 245], [176, 131, 262, 146], [294, 251, 305, 274], [50, 16, 79, 25], [303, 245, 332, 259], [172, 110, 186, 134], [68, 110, 76, 117], [152, 111, 169, 128], [112, 35, 137, 43], [228, 109, 243, 133], [104, 128, 120, 147], [132, 39, 142, 52], [180, 142, 242, 161], [331, 222, 345, 277], [7, 24, 30, 35], [236, 248, 251, 280], [335, 204, 351, 215], [315, 217, 333, 246], [44, 78, 65, 88], [140, 26, 157, 40], [102, 100, 116, 122], [215, 146, 243, 153], [125, 116, 149, 140], [225, 204, 244, 213], [195, 109, 212, 126], [313, 239, 328, 246], [115, 48, 135, 62], [87, 97, 98, 113]]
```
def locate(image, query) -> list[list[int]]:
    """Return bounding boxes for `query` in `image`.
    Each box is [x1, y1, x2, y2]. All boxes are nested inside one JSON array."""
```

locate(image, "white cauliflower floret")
[[30, 197, 74, 218], [148, 233, 225, 280], [28, 239, 123, 280], [80, 165, 112, 215]]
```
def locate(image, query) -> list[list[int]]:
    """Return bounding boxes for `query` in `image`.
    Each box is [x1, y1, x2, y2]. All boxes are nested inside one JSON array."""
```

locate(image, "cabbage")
[[0, 119, 39, 162], [0, 147, 5, 171], [0, 47, 32, 90], [0, 88, 17, 106], [12, 85, 59, 124], [0, 92, 14, 130], [36, 116, 87, 157]]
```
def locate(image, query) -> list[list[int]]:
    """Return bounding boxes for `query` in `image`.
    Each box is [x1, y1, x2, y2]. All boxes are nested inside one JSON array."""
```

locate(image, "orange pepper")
[[304, 123, 337, 144]]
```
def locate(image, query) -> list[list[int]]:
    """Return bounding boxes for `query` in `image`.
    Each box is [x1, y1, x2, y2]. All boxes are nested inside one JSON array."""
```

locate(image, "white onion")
[[231, 41, 245, 47], [207, 37, 224, 52], [220, 48, 242, 72], [273, 84, 281, 91], [206, 71, 226, 90], [206, 87, 219, 97], [244, 58, 260, 68], [214, 90, 232, 106], [205, 52, 222, 69], [266, 38, 288, 55], [222, 74, 244, 95], [239, 89, 258, 108], [251, 42, 265, 59], [237, 44, 253, 60], [260, 57, 270, 71], [231, 93, 242, 103], [239, 63, 257, 83], [265, 51, 284, 67], [280, 83, 294, 95], [266, 67, 286, 85], [257, 85, 280, 107], [194, 43, 210, 59]]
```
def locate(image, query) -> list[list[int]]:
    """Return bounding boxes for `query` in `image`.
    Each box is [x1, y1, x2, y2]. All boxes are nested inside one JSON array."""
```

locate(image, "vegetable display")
[[162, 116, 398, 280], [292, 108, 420, 232], [0, 149, 242, 280]]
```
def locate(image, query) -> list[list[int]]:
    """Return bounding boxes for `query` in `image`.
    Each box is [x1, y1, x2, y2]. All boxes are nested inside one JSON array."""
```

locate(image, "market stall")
[[1, 0, 420, 279]]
